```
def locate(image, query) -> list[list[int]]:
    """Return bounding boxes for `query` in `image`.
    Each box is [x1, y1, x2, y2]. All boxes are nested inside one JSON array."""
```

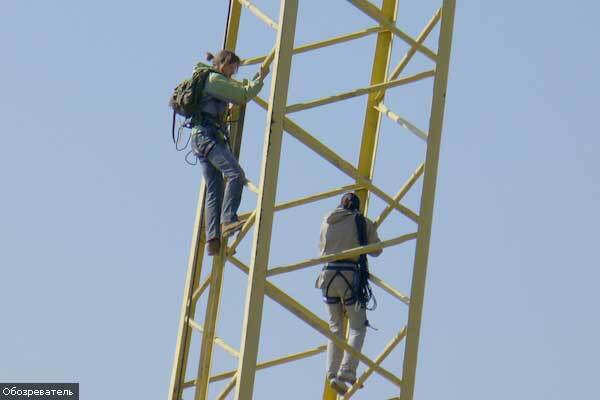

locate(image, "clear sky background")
[[1, 1, 599, 399]]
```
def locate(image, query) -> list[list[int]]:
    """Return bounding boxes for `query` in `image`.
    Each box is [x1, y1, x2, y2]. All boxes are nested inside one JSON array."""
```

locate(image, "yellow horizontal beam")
[[229, 184, 364, 256], [286, 70, 435, 114], [342, 327, 407, 399], [242, 26, 386, 66], [271, 184, 364, 212], [230, 185, 363, 255], [180, 345, 327, 391], [267, 233, 418, 276], [375, 103, 428, 142], [204, 345, 327, 384], [374, 163, 425, 229], [238, 0, 279, 30], [347, 0, 437, 61], [227, 256, 403, 389], [188, 319, 240, 358], [238, 184, 363, 222], [253, 95, 419, 223]]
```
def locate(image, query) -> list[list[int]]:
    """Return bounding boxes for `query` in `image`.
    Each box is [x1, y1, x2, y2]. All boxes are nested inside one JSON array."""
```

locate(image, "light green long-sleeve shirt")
[[194, 62, 264, 105]]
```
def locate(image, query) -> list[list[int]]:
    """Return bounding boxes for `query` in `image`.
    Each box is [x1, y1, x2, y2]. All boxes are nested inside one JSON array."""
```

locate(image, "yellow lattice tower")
[[168, 0, 455, 399]]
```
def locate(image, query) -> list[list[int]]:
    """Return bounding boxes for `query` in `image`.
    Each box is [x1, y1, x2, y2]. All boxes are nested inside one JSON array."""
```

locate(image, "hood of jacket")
[[326, 207, 355, 224]]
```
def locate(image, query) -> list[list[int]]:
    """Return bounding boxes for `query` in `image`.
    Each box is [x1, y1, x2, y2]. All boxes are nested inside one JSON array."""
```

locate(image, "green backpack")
[[168, 67, 214, 144]]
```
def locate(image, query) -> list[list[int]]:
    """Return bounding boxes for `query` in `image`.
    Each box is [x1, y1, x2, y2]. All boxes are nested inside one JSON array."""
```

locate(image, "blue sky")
[[1, 1, 599, 399]]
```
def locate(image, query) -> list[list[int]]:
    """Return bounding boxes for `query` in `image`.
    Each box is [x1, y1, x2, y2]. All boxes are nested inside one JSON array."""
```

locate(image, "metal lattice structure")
[[168, 0, 455, 399]]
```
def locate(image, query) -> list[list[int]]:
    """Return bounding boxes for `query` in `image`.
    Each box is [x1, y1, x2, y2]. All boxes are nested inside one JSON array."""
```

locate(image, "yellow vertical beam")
[[225, 0, 247, 159], [168, 186, 207, 400], [224, 0, 242, 51], [356, 0, 398, 213], [194, 255, 226, 400], [193, 2, 244, 399], [323, 4, 399, 398], [169, 2, 243, 399], [233, 1, 299, 399], [400, 1, 456, 400]]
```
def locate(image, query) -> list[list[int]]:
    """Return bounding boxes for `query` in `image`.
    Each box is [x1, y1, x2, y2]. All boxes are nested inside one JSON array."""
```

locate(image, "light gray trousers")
[[319, 269, 367, 380]]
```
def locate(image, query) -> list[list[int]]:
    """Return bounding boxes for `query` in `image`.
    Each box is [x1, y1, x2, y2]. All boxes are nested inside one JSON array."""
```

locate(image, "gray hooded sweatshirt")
[[318, 207, 382, 263]]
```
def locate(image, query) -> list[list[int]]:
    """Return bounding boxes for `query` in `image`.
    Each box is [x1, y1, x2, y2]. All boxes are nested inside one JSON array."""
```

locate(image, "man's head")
[[340, 192, 360, 212]]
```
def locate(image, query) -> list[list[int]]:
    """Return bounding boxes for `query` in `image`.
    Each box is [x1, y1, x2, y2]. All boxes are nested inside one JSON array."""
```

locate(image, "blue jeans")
[[192, 124, 245, 240]]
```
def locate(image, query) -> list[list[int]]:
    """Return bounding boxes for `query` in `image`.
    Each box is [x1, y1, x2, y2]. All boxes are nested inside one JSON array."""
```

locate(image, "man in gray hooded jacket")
[[316, 193, 382, 394]]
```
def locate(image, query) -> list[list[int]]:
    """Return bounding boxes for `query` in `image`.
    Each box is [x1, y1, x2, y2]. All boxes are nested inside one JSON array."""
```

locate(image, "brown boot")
[[206, 238, 221, 256], [221, 220, 245, 238]]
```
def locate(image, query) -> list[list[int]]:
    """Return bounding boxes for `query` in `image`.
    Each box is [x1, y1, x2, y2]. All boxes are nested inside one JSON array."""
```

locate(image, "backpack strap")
[[172, 109, 177, 145], [353, 212, 377, 310]]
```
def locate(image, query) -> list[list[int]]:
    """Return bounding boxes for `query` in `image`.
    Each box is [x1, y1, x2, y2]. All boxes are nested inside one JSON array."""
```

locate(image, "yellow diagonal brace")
[[267, 233, 417, 276], [343, 327, 408, 399], [375, 8, 441, 104], [374, 163, 425, 228], [375, 103, 428, 142], [368, 273, 410, 305], [190, 273, 212, 304], [286, 116, 418, 221], [227, 211, 256, 255], [242, 26, 386, 65], [217, 376, 237, 400], [228, 256, 403, 389], [285, 71, 435, 114], [347, 0, 437, 61], [251, 47, 276, 81], [282, 115, 419, 221], [254, 95, 419, 223], [238, 0, 279, 30], [188, 319, 240, 359], [245, 180, 260, 194]]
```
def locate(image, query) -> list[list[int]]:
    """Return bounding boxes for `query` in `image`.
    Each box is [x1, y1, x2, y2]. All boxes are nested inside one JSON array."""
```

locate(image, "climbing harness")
[[321, 207, 378, 311], [322, 261, 360, 305]]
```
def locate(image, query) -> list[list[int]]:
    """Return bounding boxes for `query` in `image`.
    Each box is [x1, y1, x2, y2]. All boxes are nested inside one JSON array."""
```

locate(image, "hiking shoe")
[[338, 372, 363, 389], [207, 238, 221, 255], [329, 377, 348, 395], [221, 220, 245, 238]]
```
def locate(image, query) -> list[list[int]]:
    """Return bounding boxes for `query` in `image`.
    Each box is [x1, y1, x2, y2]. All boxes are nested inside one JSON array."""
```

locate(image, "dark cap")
[[340, 192, 360, 211]]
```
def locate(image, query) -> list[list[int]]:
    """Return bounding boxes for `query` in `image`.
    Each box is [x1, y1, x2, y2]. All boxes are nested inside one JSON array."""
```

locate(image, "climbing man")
[[190, 50, 268, 256], [316, 192, 382, 395]]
